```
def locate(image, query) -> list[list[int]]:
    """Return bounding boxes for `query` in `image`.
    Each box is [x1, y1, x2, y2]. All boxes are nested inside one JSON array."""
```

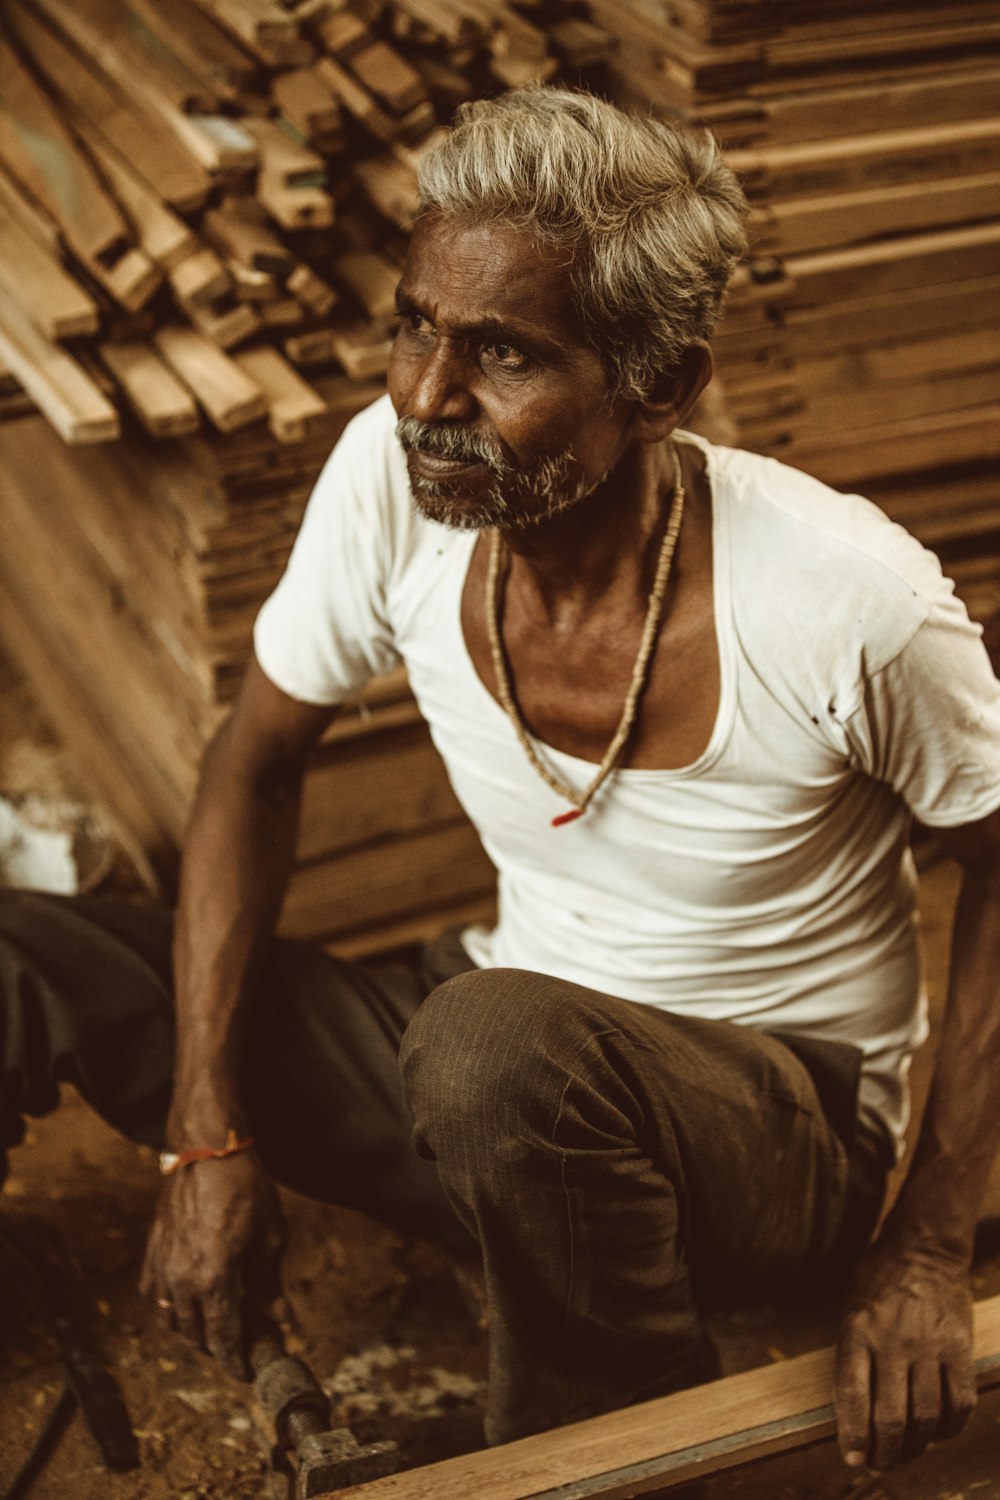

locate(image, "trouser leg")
[[400, 967, 872, 1444], [0, 889, 472, 1250]]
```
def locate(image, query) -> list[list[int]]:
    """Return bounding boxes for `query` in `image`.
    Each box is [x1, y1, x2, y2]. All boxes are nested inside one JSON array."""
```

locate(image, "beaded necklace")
[[485, 449, 686, 828]]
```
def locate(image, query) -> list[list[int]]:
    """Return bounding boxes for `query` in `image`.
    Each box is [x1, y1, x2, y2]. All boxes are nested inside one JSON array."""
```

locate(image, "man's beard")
[[395, 416, 599, 531]]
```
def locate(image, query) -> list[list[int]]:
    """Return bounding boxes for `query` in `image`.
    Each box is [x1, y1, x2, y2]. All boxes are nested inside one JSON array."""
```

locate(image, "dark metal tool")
[[0, 1214, 139, 1498], [249, 1317, 398, 1499]]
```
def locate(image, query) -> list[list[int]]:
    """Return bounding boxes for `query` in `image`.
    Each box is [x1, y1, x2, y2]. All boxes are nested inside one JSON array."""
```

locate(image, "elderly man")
[[2, 87, 1000, 1475]]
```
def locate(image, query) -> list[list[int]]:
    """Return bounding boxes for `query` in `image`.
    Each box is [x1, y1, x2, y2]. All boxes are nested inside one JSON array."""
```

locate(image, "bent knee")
[[400, 966, 604, 1129]]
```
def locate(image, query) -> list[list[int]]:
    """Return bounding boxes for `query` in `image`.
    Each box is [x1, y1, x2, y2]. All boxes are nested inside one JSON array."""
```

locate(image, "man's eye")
[[395, 310, 431, 336], [484, 342, 530, 372]]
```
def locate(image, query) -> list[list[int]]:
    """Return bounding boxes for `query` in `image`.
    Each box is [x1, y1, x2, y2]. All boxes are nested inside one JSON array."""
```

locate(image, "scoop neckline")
[[451, 430, 738, 783]]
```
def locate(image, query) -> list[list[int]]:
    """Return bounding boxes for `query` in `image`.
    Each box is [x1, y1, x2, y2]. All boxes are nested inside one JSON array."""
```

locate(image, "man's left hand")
[[834, 1240, 976, 1470]]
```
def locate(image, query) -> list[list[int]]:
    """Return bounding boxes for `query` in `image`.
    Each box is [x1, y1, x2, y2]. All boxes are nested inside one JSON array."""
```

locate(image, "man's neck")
[[499, 439, 679, 625]]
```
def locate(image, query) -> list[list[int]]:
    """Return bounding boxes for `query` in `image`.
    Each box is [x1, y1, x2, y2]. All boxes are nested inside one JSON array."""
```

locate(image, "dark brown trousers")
[[0, 890, 888, 1444]]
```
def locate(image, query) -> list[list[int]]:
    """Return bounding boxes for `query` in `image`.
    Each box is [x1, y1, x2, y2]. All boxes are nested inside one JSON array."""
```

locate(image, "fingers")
[[941, 1358, 977, 1440], [834, 1334, 872, 1469], [203, 1288, 248, 1381], [870, 1358, 909, 1471], [904, 1360, 943, 1461], [837, 1346, 977, 1471]]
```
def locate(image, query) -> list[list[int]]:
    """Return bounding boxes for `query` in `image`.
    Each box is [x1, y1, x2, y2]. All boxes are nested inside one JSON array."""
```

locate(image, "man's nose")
[[405, 339, 477, 424]]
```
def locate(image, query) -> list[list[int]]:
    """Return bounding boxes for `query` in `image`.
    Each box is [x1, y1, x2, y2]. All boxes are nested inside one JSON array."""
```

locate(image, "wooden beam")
[[4, 0, 210, 212], [233, 345, 327, 444], [153, 325, 267, 432], [99, 340, 200, 438], [0, 22, 129, 266], [324, 1296, 1000, 1500], [0, 283, 119, 444], [0, 199, 99, 340]]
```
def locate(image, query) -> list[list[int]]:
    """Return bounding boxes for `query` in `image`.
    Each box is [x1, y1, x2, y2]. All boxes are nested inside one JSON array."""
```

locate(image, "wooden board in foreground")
[[325, 1297, 1000, 1500]]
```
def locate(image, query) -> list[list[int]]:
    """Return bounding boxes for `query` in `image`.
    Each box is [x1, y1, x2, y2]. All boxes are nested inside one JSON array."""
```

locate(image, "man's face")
[[387, 215, 635, 531]]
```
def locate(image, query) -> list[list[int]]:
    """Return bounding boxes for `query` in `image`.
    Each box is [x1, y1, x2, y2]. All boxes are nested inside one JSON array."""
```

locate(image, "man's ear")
[[632, 343, 714, 441]]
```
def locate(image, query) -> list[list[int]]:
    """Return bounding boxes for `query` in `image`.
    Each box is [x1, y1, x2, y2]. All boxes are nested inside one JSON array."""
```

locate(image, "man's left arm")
[[835, 804, 1000, 1470]]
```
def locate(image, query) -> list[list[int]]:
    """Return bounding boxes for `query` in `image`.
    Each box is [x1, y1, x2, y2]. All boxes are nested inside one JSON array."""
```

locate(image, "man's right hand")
[[139, 1151, 286, 1379]]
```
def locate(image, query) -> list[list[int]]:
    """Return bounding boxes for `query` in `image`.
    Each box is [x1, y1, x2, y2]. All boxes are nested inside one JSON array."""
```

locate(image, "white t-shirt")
[[255, 394, 1000, 1153]]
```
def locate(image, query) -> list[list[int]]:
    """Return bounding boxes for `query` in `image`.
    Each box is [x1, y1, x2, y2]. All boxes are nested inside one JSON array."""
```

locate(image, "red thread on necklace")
[[551, 808, 584, 827]]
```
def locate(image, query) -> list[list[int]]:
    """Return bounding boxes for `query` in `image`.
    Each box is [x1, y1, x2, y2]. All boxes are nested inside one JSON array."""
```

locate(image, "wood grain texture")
[[0, 284, 118, 443], [325, 1298, 1000, 1499]]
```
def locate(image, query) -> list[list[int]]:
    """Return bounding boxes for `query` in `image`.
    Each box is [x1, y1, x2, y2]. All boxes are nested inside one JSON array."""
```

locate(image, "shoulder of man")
[[716, 443, 945, 677]]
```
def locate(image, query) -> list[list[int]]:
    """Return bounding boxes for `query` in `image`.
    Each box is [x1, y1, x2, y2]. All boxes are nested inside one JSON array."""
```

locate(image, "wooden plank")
[[0, 199, 99, 340], [153, 326, 267, 432], [287, 264, 338, 318], [761, 67, 1000, 144], [764, 18, 1000, 71], [328, 320, 393, 379], [333, 250, 399, 324], [168, 248, 232, 309], [0, 161, 61, 250], [38, 0, 221, 115], [203, 205, 295, 277], [785, 276, 1000, 354], [298, 720, 464, 861], [4, 0, 210, 212], [245, 118, 334, 229], [786, 222, 1000, 305], [795, 367, 1000, 437], [326, 1297, 1000, 1499], [316, 10, 370, 59], [0, 283, 119, 443], [317, 56, 397, 143], [272, 66, 343, 141], [329, 893, 497, 962], [29, 0, 258, 175], [761, 172, 1000, 256], [729, 118, 1000, 201], [184, 0, 299, 52], [787, 404, 1000, 486], [0, 561, 174, 895], [99, 340, 200, 437], [349, 41, 429, 116], [0, 22, 129, 265], [119, 0, 260, 106], [352, 153, 421, 230], [75, 124, 198, 271], [233, 346, 327, 444], [278, 821, 497, 942]]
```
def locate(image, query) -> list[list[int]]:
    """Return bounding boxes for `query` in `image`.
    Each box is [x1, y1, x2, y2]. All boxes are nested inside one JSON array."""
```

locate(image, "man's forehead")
[[399, 215, 580, 330]]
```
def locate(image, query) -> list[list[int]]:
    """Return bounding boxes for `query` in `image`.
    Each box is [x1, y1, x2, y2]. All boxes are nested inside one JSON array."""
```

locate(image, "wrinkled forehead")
[[399, 212, 587, 346]]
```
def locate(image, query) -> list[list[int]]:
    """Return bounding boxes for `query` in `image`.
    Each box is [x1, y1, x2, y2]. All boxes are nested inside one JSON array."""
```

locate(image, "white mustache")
[[395, 416, 508, 471]]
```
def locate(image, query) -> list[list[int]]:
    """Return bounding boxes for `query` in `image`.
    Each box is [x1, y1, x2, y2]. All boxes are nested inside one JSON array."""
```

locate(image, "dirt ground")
[[2, 649, 1000, 1500]]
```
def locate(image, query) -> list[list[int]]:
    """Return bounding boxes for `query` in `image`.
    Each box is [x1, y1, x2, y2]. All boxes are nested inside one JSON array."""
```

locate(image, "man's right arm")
[[139, 655, 337, 1375]]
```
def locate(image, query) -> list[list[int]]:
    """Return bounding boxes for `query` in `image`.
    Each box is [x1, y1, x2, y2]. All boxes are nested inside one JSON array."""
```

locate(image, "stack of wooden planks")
[[0, 0, 616, 949], [0, 0, 612, 447], [0, 394, 499, 950], [592, 0, 1000, 625]]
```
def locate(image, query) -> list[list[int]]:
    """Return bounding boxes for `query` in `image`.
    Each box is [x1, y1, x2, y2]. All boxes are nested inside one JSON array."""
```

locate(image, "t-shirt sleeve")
[[843, 582, 1000, 828], [253, 400, 402, 705]]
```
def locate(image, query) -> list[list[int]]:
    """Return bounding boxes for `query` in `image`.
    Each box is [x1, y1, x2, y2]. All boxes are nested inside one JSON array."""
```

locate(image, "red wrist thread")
[[158, 1129, 256, 1175]]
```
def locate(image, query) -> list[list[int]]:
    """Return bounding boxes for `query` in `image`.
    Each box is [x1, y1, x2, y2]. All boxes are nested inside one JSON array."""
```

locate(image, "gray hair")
[[417, 88, 749, 401]]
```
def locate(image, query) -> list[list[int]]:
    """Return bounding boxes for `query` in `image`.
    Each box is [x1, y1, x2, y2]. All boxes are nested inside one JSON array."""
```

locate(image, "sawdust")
[[325, 1341, 484, 1423]]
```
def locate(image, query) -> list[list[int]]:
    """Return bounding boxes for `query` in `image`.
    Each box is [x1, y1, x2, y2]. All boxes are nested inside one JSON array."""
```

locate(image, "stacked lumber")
[[0, 396, 497, 951], [0, 0, 616, 948], [592, 0, 1000, 625], [0, 0, 612, 447]]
